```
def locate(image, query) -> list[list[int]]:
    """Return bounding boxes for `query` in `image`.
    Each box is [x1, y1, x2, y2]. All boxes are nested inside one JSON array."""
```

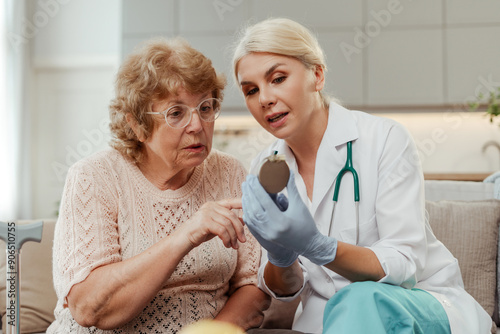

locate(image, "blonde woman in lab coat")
[[232, 18, 492, 334]]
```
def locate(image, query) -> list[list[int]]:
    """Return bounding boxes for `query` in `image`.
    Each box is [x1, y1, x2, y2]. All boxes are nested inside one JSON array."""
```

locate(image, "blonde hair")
[[232, 18, 329, 108], [109, 37, 226, 163]]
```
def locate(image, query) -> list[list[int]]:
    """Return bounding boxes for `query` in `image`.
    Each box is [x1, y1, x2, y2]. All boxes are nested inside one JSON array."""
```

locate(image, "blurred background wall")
[[6, 0, 500, 219]]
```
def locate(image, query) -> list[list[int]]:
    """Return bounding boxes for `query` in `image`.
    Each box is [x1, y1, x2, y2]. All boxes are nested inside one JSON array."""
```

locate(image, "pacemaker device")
[[258, 151, 289, 194]]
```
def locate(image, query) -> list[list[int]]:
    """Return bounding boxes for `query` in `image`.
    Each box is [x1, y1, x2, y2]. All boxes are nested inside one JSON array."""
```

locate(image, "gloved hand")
[[242, 181, 297, 267], [268, 192, 289, 211], [242, 171, 337, 266]]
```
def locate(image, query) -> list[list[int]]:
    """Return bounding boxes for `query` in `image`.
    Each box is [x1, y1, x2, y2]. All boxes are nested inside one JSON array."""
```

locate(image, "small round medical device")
[[258, 152, 290, 193]]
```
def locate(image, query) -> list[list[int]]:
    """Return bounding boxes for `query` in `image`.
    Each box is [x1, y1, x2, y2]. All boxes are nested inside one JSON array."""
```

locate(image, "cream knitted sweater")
[[48, 148, 260, 334]]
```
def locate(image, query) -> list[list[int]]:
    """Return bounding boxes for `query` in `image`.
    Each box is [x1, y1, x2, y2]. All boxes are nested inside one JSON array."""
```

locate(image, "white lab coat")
[[250, 103, 492, 334]]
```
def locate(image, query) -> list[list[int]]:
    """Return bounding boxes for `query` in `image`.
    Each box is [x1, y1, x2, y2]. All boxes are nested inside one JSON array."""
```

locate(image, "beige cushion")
[[0, 220, 57, 333], [426, 200, 500, 319]]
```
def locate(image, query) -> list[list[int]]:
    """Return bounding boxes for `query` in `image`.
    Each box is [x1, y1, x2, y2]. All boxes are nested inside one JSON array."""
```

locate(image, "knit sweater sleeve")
[[216, 152, 260, 294], [52, 157, 122, 300], [229, 222, 260, 294]]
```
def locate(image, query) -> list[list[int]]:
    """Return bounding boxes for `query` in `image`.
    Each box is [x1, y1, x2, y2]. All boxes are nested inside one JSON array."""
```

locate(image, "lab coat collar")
[[272, 102, 358, 156], [327, 102, 359, 147], [271, 103, 359, 215], [311, 103, 359, 215]]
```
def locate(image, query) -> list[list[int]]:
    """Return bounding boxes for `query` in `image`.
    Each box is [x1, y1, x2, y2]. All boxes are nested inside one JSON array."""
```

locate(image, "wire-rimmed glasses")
[[146, 98, 222, 129]]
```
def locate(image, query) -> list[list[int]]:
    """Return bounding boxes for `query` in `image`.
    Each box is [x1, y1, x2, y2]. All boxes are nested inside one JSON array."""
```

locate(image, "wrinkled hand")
[[242, 172, 337, 266], [179, 198, 246, 250]]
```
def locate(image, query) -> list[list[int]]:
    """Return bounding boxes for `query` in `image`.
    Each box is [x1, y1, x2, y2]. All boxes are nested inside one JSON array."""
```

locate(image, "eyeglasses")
[[146, 98, 222, 129]]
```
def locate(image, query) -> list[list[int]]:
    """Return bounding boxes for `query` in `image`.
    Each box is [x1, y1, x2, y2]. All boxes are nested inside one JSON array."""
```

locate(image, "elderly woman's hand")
[[66, 198, 247, 330], [179, 198, 246, 250]]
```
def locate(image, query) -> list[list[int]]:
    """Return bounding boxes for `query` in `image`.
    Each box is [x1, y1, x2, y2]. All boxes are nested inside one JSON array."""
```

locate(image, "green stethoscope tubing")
[[328, 141, 360, 244]]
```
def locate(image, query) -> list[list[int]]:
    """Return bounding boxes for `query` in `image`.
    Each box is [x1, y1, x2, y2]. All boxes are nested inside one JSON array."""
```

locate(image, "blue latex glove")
[[268, 192, 289, 211], [242, 181, 298, 267], [243, 172, 337, 266]]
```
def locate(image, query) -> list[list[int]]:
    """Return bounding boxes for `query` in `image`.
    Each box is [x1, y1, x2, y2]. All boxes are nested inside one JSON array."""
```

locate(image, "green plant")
[[469, 86, 500, 123]]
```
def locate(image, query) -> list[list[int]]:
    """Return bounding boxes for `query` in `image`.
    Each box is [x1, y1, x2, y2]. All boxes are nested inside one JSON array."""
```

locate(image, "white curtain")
[[0, 0, 29, 221]]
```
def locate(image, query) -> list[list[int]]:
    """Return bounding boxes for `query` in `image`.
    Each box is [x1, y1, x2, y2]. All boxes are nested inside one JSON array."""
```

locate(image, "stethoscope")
[[328, 141, 360, 245]]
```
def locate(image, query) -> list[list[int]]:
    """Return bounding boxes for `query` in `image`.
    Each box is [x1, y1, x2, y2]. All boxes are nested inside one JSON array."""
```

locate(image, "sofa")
[[0, 179, 499, 333]]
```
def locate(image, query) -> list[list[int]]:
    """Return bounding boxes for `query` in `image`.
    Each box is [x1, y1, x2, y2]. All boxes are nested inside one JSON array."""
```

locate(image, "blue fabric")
[[323, 281, 451, 334]]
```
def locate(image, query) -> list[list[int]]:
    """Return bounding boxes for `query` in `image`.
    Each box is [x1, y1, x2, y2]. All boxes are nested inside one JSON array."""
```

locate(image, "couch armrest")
[[425, 180, 494, 201]]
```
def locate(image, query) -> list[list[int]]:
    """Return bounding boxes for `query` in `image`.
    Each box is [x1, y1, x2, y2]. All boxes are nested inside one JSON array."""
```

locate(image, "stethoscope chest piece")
[[258, 152, 290, 193]]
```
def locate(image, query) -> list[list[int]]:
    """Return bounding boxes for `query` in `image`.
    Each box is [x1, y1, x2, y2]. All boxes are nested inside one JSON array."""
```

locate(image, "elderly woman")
[[47, 37, 268, 333]]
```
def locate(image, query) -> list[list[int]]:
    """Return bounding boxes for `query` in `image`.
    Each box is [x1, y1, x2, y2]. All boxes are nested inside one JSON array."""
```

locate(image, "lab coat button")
[[442, 299, 451, 307]]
